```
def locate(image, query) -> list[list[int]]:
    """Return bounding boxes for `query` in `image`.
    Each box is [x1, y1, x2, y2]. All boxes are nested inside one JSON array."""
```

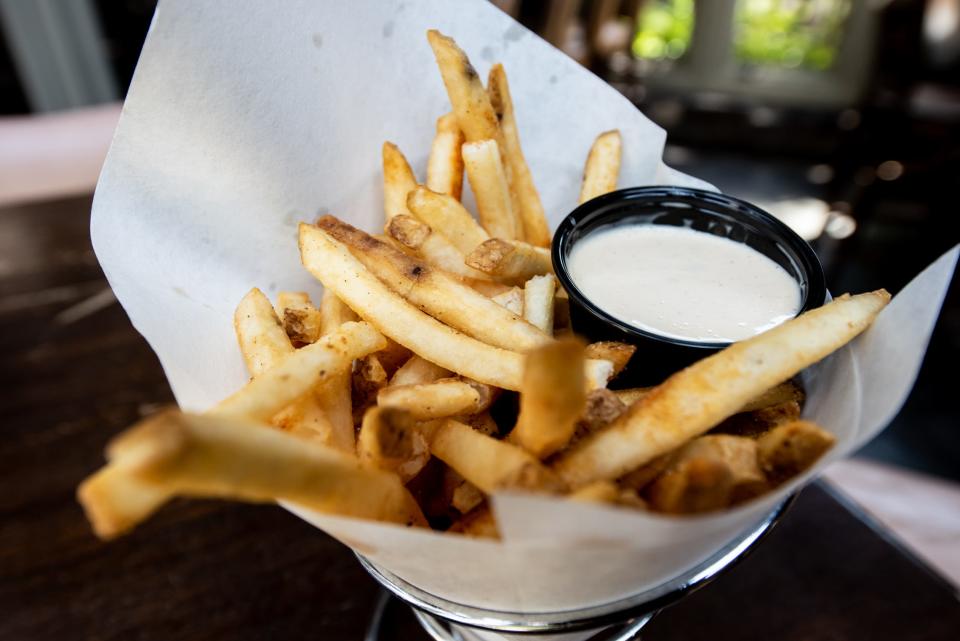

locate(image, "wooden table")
[[2, 196, 958, 640]]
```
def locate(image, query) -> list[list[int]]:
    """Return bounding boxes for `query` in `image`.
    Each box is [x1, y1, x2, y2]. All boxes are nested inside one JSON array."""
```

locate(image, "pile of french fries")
[[78, 31, 891, 541]]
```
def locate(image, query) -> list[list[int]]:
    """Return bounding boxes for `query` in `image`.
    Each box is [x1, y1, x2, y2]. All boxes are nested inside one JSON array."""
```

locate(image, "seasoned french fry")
[[276, 291, 323, 346], [234, 287, 295, 376], [739, 381, 806, 413], [487, 64, 551, 247], [316, 290, 357, 452], [553, 287, 571, 335], [617, 454, 672, 493], [427, 30, 500, 141], [451, 479, 484, 513], [426, 114, 465, 199], [390, 355, 451, 387], [319, 289, 358, 333], [554, 290, 891, 487], [757, 420, 836, 485], [352, 354, 389, 424], [383, 142, 418, 221], [462, 139, 522, 240], [406, 186, 489, 253], [614, 387, 653, 406], [509, 339, 587, 458], [449, 505, 500, 539], [672, 435, 767, 503], [213, 321, 385, 421], [318, 216, 550, 353], [579, 130, 621, 204], [77, 463, 171, 540], [299, 223, 528, 390], [378, 377, 492, 420], [468, 279, 514, 298], [357, 407, 430, 483], [645, 458, 734, 514], [491, 286, 523, 315], [569, 480, 620, 504], [106, 410, 427, 526], [585, 341, 635, 378], [585, 358, 615, 391], [523, 274, 556, 335], [387, 214, 494, 281], [460, 411, 499, 437], [430, 419, 565, 493], [271, 394, 340, 447], [465, 238, 553, 285], [712, 400, 801, 439], [580, 389, 627, 434]]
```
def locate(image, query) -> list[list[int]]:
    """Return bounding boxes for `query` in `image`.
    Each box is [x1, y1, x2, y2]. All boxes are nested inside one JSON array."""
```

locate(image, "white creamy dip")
[[568, 224, 801, 342]]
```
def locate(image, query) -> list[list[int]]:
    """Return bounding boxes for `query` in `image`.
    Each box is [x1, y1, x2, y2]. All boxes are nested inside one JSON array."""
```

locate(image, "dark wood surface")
[[2, 196, 958, 641]]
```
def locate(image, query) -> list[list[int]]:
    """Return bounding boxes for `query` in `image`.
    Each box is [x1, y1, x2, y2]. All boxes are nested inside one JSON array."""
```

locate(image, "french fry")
[[276, 291, 323, 346], [357, 407, 430, 483], [712, 400, 801, 439], [491, 286, 523, 315], [430, 419, 565, 493], [468, 279, 514, 298], [319, 289, 358, 332], [617, 454, 672, 493], [569, 480, 620, 504], [460, 411, 499, 437], [406, 185, 489, 253], [462, 139, 522, 240], [465, 238, 553, 285], [614, 387, 653, 406], [316, 290, 357, 452], [318, 216, 550, 353], [579, 130, 621, 204], [271, 394, 340, 447], [449, 505, 500, 539], [451, 479, 484, 513], [554, 290, 891, 487], [382, 142, 418, 221], [757, 420, 836, 485], [390, 355, 451, 387], [377, 377, 492, 420], [580, 389, 627, 433], [299, 223, 528, 390], [234, 287, 295, 376], [487, 63, 551, 247], [213, 321, 385, 421], [508, 339, 587, 459], [523, 274, 556, 335], [387, 214, 494, 281], [426, 114, 465, 199], [77, 463, 171, 540], [427, 30, 500, 141], [739, 381, 805, 413], [105, 409, 427, 527], [553, 287, 571, 334], [585, 341, 635, 378], [585, 358, 615, 391], [352, 354, 389, 424]]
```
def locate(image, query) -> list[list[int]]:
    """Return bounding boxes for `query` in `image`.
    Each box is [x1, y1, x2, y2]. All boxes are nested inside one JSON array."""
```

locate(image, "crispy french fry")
[[523, 274, 556, 335], [674, 435, 767, 503], [617, 454, 672, 493], [465, 238, 553, 285], [390, 356, 451, 387], [569, 480, 621, 504], [406, 185, 489, 253], [276, 291, 323, 346], [451, 479, 484, 513], [234, 287, 295, 376], [426, 30, 500, 144], [757, 420, 836, 485], [430, 419, 564, 493], [585, 358, 615, 391], [357, 407, 430, 483], [491, 286, 523, 315], [614, 387, 653, 406], [318, 216, 550, 352], [314, 290, 357, 452], [712, 400, 802, 439], [554, 290, 891, 487], [487, 64, 551, 247], [300, 222, 528, 390], [462, 139, 522, 240], [213, 321, 385, 421], [645, 458, 734, 514], [579, 130, 621, 204], [387, 214, 494, 281], [77, 463, 171, 540], [107, 410, 426, 526], [271, 394, 341, 447], [460, 411, 499, 437], [378, 377, 492, 420], [580, 389, 627, 434], [509, 339, 588, 458], [585, 341, 635, 378], [319, 289, 358, 333], [739, 381, 806, 413], [426, 114, 465, 199], [383, 142, 418, 221], [468, 279, 514, 298], [449, 505, 500, 539], [352, 353, 389, 424]]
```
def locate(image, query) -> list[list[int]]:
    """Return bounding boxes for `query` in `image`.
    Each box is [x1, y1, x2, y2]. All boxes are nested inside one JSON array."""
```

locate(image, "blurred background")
[[0, 0, 957, 583]]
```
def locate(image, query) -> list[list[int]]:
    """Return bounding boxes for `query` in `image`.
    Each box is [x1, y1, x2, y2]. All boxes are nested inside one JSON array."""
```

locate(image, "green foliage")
[[734, 0, 851, 70], [632, 0, 694, 61]]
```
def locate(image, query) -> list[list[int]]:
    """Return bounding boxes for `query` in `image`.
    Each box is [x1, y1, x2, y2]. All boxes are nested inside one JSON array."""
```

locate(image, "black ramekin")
[[552, 186, 826, 386]]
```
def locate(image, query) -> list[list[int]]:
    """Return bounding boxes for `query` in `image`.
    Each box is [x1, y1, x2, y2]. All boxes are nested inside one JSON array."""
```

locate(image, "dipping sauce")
[[567, 225, 801, 343]]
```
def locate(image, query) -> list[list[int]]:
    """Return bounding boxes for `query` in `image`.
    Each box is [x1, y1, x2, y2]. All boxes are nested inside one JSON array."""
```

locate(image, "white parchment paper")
[[91, 0, 957, 614]]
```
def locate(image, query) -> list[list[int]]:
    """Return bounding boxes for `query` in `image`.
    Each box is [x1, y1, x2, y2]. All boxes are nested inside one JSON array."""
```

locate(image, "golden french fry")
[[677, 435, 767, 502], [352, 353, 389, 423], [580, 389, 628, 434], [713, 400, 802, 439], [465, 238, 553, 285], [314, 290, 357, 452], [357, 407, 430, 483], [426, 114, 465, 199], [468, 279, 514, 298], [617, 454, 672, 493], [429, 419, 564, 493], [579, 130, 621, 204], [523, 274, 556, 335], [585, 358, 615, 391], [460, 411, 499, 437], [406, 185, 489, 253], [585, 341, 635, 378], [487, 64, 551, 247], [300, 222, 528, 390], [449, 505, 500, 539], [107, 410, 427, 526], [390, 355, 451, 387], [387, 214, 494, 281], [613, 387, 653, 406], [462, 139, 522, 240], [491, 286, 523, 315], [739, 381, 806, 413], [451, 479, 484, 513], [757, 420, 836, 485], [213, 321, 385, 421], [234, 287, 295, 376], [77, 463, 171, 540], [318, 216, 550, 353], [271, 394, 340, 446], [645, 458, 734, 514], [378, 377, 492, 420], [509, 339, 588, 458], [569, 480, 623, 504], [555, 290, 891, 487], [319, 288, 358, 333], [276, 291, 323, 346], [383, 142, 418, 221]]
